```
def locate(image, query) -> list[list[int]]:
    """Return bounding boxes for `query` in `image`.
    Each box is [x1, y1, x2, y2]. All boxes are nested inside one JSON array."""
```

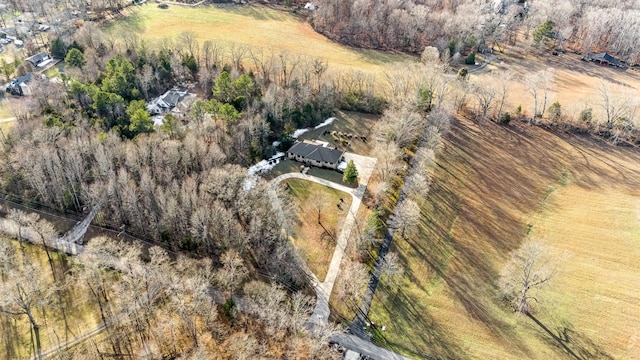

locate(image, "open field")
[[103, 3, 411, 75], [285, 178, 351, 281], [472, 44, 640, 123], [369, 116, 640, 358]]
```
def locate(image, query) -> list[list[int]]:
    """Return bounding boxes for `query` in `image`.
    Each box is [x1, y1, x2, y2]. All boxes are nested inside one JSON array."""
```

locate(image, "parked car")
[[14, 39, 23, 47], [0, 39, 10, 45]]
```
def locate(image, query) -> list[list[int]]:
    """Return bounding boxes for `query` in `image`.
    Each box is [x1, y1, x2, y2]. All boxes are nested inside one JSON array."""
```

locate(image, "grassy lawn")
[[368, 116, 640, 359], [284, 179, 351, 281], [104, 3, 412, 75]]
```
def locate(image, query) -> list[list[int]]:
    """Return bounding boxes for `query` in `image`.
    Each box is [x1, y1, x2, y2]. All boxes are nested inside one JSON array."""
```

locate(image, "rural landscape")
[[0, 0, 639, 359]]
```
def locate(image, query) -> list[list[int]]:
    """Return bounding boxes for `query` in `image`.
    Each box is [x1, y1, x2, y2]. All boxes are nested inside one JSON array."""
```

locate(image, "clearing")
[[285, 178, 351, 281], [103, 3, 411, 75], [368, 116, 640, 359]]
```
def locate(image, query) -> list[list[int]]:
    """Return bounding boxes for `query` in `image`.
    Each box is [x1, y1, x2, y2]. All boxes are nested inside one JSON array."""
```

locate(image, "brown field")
[[285, 179, 351, 281], [104, 3, 411, 75], [369, 116, 640, 359], [473, 44, 640, 123]]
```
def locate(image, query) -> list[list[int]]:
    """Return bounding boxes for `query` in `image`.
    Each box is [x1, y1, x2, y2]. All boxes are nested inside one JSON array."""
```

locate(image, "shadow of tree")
[[527, 313, 614, 360]]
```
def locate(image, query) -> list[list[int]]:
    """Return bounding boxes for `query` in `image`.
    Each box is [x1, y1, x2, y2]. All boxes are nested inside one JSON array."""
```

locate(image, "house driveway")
[[268, 152, 377, 328]]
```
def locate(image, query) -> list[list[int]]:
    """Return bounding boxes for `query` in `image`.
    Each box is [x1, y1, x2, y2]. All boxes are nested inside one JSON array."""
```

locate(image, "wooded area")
[[312, 0, 640, 63]]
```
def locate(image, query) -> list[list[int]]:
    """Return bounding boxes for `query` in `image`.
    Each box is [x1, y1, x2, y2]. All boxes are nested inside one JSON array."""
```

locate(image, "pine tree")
[[343, 160, 358, 184]]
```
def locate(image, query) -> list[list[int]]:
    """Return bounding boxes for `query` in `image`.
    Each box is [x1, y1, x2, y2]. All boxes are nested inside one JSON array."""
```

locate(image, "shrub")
[[579, 108, 593, 125], [500, 112, 511, 124], [548, 101, 562, 122], [465, 52, 476, 65]]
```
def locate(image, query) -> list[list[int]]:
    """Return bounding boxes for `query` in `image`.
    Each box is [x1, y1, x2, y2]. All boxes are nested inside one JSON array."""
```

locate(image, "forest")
[[312, 0, 640, 63]]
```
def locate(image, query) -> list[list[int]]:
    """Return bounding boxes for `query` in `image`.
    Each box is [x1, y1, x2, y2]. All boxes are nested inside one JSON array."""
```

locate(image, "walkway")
[[0, 207, 98, 255], [29, 323, 107, 360], [330, 333, 413, 360]]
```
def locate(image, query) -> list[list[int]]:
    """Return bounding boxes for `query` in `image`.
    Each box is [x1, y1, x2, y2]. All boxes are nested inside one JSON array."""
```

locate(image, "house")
[[25, 52, 52, 68], [287, 140, 344, 170], [304, 2, 316, 10], [6, 73, 33, 96], [146, 89, 189, 115], [587, 53, 621, 67]]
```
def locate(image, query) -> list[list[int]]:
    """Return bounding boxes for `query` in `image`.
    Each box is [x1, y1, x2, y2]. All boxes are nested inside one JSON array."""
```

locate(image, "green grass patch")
[[284, 179, 351, 281]]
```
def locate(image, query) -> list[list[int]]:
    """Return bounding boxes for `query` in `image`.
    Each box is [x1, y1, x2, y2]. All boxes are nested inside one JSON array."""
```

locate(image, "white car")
[[0, 38, 11, 45], [14, 39, 23, 47]]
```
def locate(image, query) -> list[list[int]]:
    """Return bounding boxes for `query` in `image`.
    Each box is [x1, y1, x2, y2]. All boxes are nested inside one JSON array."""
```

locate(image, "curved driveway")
[[269, 152, 377, 327]]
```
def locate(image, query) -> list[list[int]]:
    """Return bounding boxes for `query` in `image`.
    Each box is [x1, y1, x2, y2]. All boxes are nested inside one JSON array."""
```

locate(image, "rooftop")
[[288, 141, 343, 164]]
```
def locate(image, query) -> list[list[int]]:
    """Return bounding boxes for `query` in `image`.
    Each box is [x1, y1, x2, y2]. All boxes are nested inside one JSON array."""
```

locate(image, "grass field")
[[472, 43, 640, 123], [285, 179, 351, 281], [368, 116, 640, 359], [104, 3, 411, 75]]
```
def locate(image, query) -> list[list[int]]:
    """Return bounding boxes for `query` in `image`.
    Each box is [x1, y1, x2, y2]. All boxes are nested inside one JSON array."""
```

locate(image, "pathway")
[[0, 207, 98, 255], [0, 117, 16, 123], [330, 333, 413, 360], [29, 323, 107, 360]]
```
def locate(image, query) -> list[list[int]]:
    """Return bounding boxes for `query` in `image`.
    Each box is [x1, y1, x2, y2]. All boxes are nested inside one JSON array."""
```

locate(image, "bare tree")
[[0, 262, 53, 358], [499, 239, 560, 315], [389, 198, 421, 239]]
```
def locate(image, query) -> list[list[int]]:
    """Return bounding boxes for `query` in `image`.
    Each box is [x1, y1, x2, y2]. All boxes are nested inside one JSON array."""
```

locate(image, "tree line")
[[311, 0, 640, 63]]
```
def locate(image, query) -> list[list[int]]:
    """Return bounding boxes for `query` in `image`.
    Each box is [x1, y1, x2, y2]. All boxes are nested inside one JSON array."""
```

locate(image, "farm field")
[[472, 44, 640, 122], [104, 3, 411, 75], [368, 116, 640, 359], [285, 179, 351, 281]]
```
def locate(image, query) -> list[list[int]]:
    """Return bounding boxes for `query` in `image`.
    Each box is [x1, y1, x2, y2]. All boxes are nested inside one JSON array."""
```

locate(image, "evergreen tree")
[[343, 160, 358, 184], [65, 48, 86, 68]]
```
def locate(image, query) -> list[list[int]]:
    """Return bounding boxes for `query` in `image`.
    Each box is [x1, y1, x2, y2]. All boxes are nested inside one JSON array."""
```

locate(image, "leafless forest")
[[312, 0, 640, 62]]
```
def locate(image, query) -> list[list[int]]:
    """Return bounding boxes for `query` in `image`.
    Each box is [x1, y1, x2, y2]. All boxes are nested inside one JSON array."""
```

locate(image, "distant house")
[[146, 89, 191, 115], [6, 73, 33, 96], [25, 52, 53, 68], [304, 2, 316, 10], [287, 141, 344, 170], [587, 53, 621, 67]]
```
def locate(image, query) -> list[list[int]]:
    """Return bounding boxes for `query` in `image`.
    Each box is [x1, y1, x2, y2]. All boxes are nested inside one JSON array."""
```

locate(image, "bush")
[[548, 102, 562, 122], [579, 108, 593, 125], [515, 105, 522, 118], [465, 52, 476, 65], [500, 112, 511, 124]]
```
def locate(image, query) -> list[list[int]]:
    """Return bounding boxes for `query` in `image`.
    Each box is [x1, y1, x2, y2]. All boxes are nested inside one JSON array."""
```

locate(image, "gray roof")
[[25, 52, 49, 65], [288, 142, 343, 164], [161, 90, 186, 108], [587, 53, 619, 64]]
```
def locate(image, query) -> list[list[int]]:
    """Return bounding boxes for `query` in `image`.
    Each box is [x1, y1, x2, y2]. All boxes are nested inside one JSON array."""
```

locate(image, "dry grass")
[[285, 179, 351, 281], [472, 43, 640, 122], [369, 116, 640, 359], [104, 3, 411, 75]]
